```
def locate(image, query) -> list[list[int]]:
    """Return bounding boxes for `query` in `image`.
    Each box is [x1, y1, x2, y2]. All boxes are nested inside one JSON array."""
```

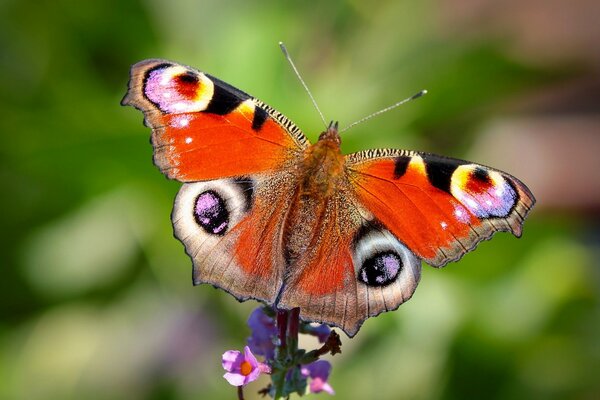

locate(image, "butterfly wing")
[[278, 149, 534, 337], [277, 187, 422, 337], [172, 172, 296, 303], [123, 59, 536, 336], [123, 59, 309, 303], [345, 149, 535, 267], [122, 59, 308, 182]]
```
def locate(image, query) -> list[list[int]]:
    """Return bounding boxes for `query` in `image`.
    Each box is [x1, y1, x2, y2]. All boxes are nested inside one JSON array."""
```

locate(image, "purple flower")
[[222, 346, 271, 386], [301, 360, 335, 395], [310, 324, 332, 343], [247, 307, 277, 359]]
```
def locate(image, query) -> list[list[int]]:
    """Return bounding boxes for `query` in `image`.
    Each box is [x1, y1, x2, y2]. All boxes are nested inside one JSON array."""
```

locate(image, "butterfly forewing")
[[345, 149, 535, 267], [122, 59, 308, 182]]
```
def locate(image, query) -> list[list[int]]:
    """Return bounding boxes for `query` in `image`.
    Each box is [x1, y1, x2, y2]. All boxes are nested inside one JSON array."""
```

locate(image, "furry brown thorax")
[[299, 122, 345, 198]]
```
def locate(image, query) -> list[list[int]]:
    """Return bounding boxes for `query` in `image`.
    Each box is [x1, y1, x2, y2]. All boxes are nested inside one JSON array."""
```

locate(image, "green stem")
[[273, 308, 303, 399]]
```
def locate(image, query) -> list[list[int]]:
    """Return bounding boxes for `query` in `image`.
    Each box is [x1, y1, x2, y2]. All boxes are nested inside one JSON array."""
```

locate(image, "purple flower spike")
[[222, 346, 271, 386], [301, 360, 335, 395], [247, 307, 277, 360]]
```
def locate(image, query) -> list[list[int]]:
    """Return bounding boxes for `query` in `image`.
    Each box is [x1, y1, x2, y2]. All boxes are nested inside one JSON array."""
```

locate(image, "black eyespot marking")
[[393, 156, 411, 179], [177, 71, 199, 84], [423, 154, 466, 193], [471, 167, 490, 182], [232, 177, 255, 212], [252, 106, 268, 131], [358, 251, 403, 287], [194, 190, 229, 235], [204, 74, 250, 115]]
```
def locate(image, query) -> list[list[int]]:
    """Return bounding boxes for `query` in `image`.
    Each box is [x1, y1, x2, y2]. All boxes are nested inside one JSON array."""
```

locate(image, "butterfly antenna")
[[279, 42, 328, 129], [339, 89, 427, 133]]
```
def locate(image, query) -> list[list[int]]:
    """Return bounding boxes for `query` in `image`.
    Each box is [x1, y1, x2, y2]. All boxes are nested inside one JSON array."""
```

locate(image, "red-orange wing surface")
[[123, 59, 309, 305], [276, 188, 423, 337], [345, 149, 535, 267], [122, 59, 308, 181]]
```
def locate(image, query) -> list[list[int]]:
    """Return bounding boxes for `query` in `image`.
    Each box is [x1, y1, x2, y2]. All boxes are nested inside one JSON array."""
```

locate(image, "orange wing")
[[345, 149, 536, 267], [122, 59, 308, 181], [123, 59, 308, 305], [277, 186, 422, 337], [277, 147, 534, 336], [172, 173, 296, 304]]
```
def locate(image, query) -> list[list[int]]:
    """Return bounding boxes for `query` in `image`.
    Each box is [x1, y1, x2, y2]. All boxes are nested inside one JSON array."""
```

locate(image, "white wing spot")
[[466, 198, 478, 209], [172, 102, 188, 112], [179, 117, 190, 127], [171, 115, 192, 129]]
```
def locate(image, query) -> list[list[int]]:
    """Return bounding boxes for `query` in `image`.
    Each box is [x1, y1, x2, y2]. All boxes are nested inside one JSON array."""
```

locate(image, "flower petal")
[[302, 360, 334, 394], [321, 382, 335, 395], [301, 360, 331, 379], [245, 366, 262, 384], [247, 307, 277, 359], [243, 346, 258, 368], [313, 324, 331, 343], [258, 362, 272, 374], [222, 350, 243, 372], [223, 372, 246, 387]]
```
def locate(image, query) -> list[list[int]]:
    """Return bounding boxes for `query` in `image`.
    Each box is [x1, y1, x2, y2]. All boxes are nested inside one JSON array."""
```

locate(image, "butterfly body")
[[123, 59, 535, 337], [298, 124, 344, 198]]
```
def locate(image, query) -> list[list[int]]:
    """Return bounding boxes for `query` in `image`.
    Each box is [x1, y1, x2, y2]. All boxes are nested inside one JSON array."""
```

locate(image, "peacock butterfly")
[[121, 58, 535, 337]]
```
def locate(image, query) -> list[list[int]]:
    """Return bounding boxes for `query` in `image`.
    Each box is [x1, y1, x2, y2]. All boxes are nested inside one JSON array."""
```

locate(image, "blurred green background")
[[2, 0, 599, 399]]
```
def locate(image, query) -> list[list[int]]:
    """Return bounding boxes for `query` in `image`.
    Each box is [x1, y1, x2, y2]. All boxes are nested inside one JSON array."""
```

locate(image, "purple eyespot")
[[194, 190, 229, 235], [358, 252, 402, 287], [144, 66, 203, 113]]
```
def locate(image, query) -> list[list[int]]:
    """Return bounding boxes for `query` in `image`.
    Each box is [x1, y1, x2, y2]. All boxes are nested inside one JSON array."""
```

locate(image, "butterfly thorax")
[[298, 123, 344, 198], [284, 124, 345, 262]]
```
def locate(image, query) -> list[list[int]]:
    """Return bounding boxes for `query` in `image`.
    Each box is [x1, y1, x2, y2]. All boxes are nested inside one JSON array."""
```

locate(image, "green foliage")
[[1, 0, 598, 399]]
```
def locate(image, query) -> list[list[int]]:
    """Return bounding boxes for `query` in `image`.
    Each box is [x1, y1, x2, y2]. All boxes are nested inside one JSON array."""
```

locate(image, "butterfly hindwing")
[[122, 59, 308, 182], [345, 149, 535, 267], [172, 172, 298, 303], [277, 185, 422, 337]]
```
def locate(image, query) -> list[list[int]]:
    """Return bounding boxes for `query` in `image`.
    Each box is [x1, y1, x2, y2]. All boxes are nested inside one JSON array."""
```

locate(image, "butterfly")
[[122, 59, 535, 337]]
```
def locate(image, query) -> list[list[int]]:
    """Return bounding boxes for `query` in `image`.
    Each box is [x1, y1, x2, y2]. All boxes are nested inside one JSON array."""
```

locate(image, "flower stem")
[[276, 309, 289, 352], [237, 386, 244, 400], [288, 308, 300, 345], [274, 309, 289, 400]]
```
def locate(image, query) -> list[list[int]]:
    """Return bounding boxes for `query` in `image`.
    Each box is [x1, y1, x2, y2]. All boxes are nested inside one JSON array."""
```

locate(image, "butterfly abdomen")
[[283, 127, 346, 263]]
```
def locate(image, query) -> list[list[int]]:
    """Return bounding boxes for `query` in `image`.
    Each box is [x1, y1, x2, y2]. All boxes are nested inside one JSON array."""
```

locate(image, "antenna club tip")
[[411, 90, 428, 100], [279, 42, 289, 56]]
